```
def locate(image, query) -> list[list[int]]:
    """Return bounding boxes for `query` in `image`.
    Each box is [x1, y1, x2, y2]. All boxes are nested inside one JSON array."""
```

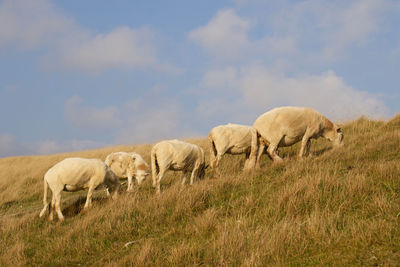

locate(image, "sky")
[[0, 0, 399, 157]]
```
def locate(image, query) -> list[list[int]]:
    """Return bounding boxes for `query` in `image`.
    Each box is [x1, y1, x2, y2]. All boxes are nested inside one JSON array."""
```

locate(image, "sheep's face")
[[136, 170, 149, 185], [323, 126, 344, 147]]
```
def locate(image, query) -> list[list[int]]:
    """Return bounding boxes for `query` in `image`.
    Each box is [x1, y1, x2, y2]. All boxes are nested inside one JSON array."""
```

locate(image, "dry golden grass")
[[0, 116, 399, 266]]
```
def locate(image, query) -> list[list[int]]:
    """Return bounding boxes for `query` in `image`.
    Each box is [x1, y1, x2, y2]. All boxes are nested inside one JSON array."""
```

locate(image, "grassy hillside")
[[1, 116, 399, 266]]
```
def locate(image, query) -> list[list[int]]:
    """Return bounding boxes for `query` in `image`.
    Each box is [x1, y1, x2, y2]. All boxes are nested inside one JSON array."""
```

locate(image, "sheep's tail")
[[208, 132, 218, 176], [151, 148, 159, 187]]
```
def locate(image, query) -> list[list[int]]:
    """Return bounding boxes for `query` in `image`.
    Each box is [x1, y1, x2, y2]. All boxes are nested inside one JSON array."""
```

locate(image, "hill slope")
[[1, 116, 400, 266]]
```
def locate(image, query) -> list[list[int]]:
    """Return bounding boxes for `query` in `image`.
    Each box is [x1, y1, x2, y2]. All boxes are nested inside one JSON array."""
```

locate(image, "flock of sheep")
[[39, 106, 344, 221]]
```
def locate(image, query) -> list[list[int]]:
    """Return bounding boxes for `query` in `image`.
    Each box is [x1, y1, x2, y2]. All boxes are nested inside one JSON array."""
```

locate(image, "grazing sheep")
[[208, 123, 265, 176], [151, 139, 207, 194], [39, 157, 120, 221], [247, 106, 343, 168], [105, 152, 149, 192]]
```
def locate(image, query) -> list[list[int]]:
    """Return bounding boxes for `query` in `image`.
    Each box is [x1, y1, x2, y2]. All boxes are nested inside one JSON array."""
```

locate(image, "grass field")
[[0, 116, 399, 266]]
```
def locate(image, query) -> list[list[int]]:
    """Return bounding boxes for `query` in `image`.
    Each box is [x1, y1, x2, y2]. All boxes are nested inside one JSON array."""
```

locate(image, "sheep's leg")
[[152, 171, 157, 188], [156, 169, 166, 194], [181, 171, 188, 186], [49, 195, 55, 221], [190, 165, 200, 185], [54, 191, 64, 221], [244, 128, 259, 170], [84, 186, 95, 209], [267, 143, 283, 162], [127, 175, 133, 192], [305, 139, 311, 157], [39, 180, 49, 218], [214, 154, 222, 177], [299, 134, 311, 158], [255, 143, 266, 168]]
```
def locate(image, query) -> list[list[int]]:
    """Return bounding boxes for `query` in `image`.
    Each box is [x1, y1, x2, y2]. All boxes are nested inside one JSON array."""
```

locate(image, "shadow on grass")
[[1, 200, 18, 211], [62, 195, 109, 218], [312, 147, 332, 157]]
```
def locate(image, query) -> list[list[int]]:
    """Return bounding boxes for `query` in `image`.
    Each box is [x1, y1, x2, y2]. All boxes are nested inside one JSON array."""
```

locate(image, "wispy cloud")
[[189, 2, 392, 124], [188, 8, 297, 63], [0, 0, 79, 49], [54, 27, 182, 74], [0, 0, 397, 159], [64, 95, 121, 129], [188, 9, 251, 61], [115, 96, 199, 144], [0, 133, 108, 157], [322, 0, 383, 56], [0, 134, 18, 157], [197, 64, 388, 122], [65, 89, 201, 146], [189, 1, 393, 65], [58, 27, 158, 72], [0, 0, 181, 74], [266, 0, 389, 63], [33, 139, 109, 155]]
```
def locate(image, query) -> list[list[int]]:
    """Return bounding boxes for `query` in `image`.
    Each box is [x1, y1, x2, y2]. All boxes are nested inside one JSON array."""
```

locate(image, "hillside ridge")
[[0, 115, 399, 266]]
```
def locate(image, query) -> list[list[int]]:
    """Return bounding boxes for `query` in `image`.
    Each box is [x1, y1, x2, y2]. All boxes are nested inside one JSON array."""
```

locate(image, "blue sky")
[[0, 0, 399, 157]]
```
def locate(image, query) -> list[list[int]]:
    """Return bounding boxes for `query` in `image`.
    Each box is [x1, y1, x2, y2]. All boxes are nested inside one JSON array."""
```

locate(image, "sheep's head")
[[198, 163, 209, 179], [136, 170, 149, 185], [323, 125, 344, 147]]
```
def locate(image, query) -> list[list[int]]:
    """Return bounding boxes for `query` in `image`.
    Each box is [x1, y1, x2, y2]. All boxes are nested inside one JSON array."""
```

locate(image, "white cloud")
[[0, 0, 79, 49], [198, 64, 388, 122], [318, 0, 384, 60], [189, 1, 391, 65], [332, 0, 381, 43], [56, 27, 182, 74], [258, 36, 297, 56], [116, 99, 195, 144], [241, 65, 388, 120], [59, 27, 156, 72], [268, 0, 388, 62], [66, 90, 201, 146], [0, 0, 180, 73], [201, 67, 239, 89], [33, 139, 108, 155], [0, 133, 108, 157], [188, 9, 251, 60], [64, 95, 121, 129], [188, 8, 297, 63], [190, 2, 391, 122]]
